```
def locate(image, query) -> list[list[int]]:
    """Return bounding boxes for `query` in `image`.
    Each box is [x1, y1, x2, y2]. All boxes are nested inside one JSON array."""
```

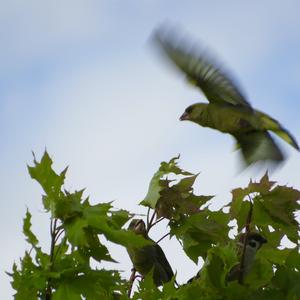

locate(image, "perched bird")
[[227, 232, 267, 282], [154, 28, 299, 166], [127, 219, 174, 286], [186, 232, 267, 284]]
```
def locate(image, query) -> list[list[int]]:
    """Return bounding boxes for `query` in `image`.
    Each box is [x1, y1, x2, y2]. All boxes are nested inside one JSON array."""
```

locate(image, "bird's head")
[[239, 232, 267, 252], [180, 103, 206, 122], [128, 219, 147, 236], [227, 232, 267, 281]]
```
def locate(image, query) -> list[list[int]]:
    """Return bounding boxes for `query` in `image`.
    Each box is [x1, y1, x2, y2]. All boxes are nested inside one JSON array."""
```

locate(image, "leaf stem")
[[45, 217, 58, 300]]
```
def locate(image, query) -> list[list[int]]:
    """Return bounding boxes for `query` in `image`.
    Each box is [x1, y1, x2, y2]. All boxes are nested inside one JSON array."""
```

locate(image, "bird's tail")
[[235, 131, 284, 166], [256, 110, 299, 150]]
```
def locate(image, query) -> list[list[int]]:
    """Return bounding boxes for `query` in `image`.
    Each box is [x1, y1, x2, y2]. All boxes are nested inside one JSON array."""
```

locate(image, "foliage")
[[8, 152, 300, 299]]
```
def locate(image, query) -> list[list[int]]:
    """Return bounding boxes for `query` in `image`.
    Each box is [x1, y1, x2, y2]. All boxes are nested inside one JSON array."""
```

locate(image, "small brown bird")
[[227, 232, 267, 282], [126, 219, 174, 286], [186, 232, 267, 284]]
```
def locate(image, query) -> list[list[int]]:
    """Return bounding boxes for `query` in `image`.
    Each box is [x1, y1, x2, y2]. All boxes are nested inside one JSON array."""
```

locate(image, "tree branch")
[[45, 217, 58, 300], [156, 232, 170, 244], [127, 268, 136, 298], [146, 210, 156, 234], [238, 198, 253, 284]]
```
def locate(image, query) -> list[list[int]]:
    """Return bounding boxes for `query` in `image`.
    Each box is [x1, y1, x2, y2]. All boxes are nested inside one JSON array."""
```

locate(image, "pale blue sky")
[[1, 1, 300, 298]]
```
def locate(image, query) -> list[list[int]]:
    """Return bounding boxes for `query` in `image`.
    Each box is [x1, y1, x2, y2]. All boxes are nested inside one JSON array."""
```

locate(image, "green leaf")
[[244, 255, 274, 288], [9, 253, 48, 299], [272, 266, 300, 299], [285, 247, 300, 271], [84, 231, 115, 262], [260, 246, 292, 265], [23, 209, 39, 246], [28, 151, 67, 200], [52, 282, 82, 300], [132, 272, 162, 300], [64, 217, 89, 246], [109, 209, 131, 228], [170, 210, 230, 263], [258, 185, 300, 243], [140, 155, 193, 208], [229, 173, 300, 244]]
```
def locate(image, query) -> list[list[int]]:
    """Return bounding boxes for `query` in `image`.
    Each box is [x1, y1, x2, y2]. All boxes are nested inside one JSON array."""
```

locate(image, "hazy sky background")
[[1, 1, 300, 298]]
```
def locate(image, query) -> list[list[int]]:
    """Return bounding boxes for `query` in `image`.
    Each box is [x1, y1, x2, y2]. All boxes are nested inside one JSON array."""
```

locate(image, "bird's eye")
[[185, 106, 193, 114], [248, 241, 257, 248]]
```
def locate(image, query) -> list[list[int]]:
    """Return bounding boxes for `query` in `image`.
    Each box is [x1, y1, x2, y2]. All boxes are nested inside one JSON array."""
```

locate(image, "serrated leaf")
[[23, 209, 39, 246], [109, 209, 131, 228], [64, 217, 88, 246], [203, 245, 237, 290], [84, 231, 115, 262], [141, 171, 165, 209], [170, 210, 229, 263], [28, 151, 67, 199], [132, 271, 162, 300], [85, 212, 150, 248], [173, 174, 199, 192], [140, 156, 194, 209], [52, 282, 82, 300], [229, 174, 300, 244]]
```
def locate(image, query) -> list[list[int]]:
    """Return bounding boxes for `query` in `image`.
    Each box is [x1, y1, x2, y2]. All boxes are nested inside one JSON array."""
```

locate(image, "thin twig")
[[146, 207, 151, 229], [52, 235, 66, 266], [127, 268, 136, 298], [238, 198, 253, 284], [54, 227, 64, 244], [147, 210, 156, 234], [156, 232, 170, 244], [45, 217, 58, 300], [148, 217, 165, 232]]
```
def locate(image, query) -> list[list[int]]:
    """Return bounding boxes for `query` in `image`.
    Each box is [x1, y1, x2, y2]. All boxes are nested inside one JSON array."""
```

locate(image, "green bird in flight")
[[127, 219, 174, 286], [154, 28, 299, 166]]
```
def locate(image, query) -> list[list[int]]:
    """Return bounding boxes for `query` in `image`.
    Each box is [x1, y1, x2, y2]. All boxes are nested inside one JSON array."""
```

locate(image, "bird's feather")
[[255, 110, 299, 150], [154, 28, 251, 108], [235, 131, 284, 165]]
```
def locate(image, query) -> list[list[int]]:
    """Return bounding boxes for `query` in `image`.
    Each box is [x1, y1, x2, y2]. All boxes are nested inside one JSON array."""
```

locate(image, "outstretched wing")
[[256, 110, 299, 150], [154, 27, 251, 109]]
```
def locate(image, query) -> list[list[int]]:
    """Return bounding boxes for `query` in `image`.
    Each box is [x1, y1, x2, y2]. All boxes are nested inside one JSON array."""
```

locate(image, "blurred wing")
[[256, 110, 299, 150], [235, 131, 284, 166], [154, 27, 251, 109]]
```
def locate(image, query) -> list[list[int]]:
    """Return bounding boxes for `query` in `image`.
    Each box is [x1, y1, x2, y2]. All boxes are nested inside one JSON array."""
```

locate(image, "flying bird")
[[227, 232, 267, 282], [127, 219, 174, 286], [154, 28, 299, 166]]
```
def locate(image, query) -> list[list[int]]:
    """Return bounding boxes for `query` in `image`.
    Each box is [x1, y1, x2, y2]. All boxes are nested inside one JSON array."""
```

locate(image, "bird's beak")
[[180, 112, 189, 121], [261, 237, 267, 244]]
